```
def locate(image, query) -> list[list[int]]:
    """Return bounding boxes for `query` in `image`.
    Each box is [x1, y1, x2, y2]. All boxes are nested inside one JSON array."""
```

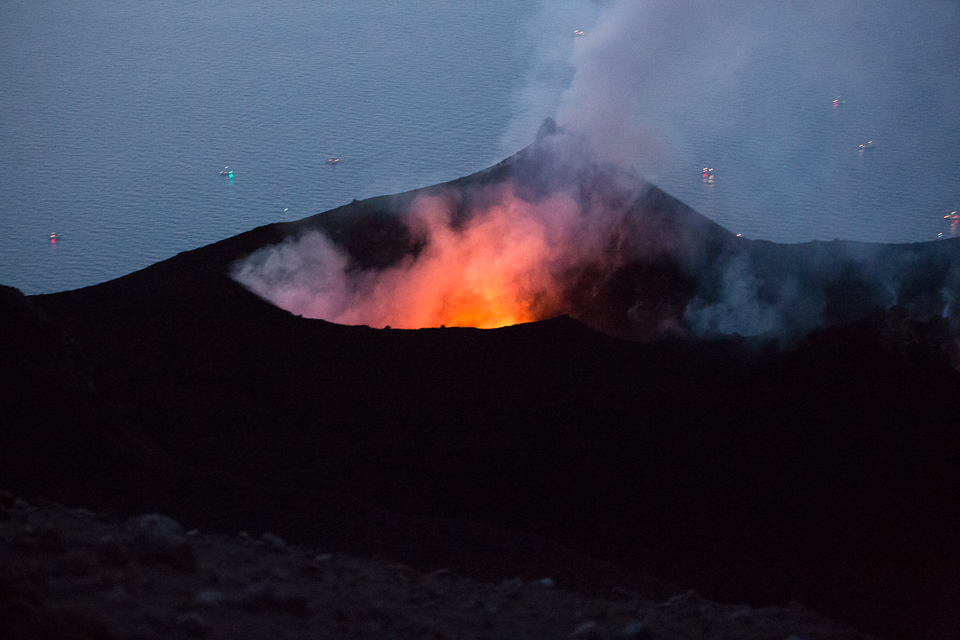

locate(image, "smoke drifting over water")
[[505, 0, 751, 172], [555, 0, 681, 169], [507, 0, 959, 242]]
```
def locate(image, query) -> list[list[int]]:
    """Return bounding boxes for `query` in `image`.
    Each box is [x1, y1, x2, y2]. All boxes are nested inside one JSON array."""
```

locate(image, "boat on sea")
[[220, 166, 232, 175], [327, 158, 340, 165]]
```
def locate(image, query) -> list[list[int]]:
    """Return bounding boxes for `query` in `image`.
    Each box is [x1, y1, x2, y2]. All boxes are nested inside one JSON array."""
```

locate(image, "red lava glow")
[[235, 182, 621, 329], [381, 191, 575, 328]]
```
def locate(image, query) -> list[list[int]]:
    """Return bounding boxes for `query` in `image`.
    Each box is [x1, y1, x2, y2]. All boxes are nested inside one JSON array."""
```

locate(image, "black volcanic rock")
[[0, 284, 93, 391], [2, 134, 959, 638]]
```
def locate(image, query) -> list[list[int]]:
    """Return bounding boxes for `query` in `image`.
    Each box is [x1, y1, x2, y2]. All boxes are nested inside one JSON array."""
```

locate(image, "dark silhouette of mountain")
[[2, 127, 959, 639]]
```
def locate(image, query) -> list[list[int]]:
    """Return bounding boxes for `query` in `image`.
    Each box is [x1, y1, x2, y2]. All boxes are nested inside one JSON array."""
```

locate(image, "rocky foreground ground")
[[0, 491, 875, 640]]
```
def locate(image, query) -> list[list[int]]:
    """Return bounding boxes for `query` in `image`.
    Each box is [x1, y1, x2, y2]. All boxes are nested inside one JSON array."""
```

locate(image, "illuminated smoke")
[[233, 146, 960, 339], [233, 180, 628, 329]]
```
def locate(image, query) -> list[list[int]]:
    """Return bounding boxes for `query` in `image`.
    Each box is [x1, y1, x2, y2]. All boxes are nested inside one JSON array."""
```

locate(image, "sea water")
[[1, 1, 957, 294]]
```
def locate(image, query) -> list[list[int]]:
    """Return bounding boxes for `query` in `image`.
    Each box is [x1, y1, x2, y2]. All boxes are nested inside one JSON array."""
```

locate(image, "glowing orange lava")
[[235, 182, 618, 330], [370, 189, 575, 329]]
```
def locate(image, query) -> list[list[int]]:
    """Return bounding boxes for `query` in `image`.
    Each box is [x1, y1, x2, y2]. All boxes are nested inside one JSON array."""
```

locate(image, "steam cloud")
[[555, 0, 671, 168], [510, 0, 743, 173], [509, 0, 959, 239]]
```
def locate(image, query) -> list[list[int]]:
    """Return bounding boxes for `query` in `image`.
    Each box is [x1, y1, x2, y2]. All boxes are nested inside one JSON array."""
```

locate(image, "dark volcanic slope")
[[232, 122, 960, 342], [4, 132, 960, 639]]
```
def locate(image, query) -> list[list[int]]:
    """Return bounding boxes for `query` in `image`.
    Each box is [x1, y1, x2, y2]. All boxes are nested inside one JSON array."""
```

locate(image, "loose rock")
[[622, 620, 652, 639], [259, 532, 287, 551], [192, 589, 226, 609], [497, 577, 523, 595], [175, 611, 212, 636], [125, 513, 195, 571], [571, 620, 602, 638]]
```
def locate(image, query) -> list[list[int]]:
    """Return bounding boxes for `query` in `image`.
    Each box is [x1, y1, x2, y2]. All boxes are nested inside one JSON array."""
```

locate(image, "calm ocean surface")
[[2, 1, 958, 294]]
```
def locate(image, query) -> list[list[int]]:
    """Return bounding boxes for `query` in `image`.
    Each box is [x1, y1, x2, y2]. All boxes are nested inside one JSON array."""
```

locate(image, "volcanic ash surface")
[[0, 492, 875, 640]]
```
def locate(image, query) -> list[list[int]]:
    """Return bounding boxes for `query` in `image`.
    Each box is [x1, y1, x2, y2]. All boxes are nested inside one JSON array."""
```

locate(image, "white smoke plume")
[[507, 0, 746, 173], [555, 0, 667, 168]]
